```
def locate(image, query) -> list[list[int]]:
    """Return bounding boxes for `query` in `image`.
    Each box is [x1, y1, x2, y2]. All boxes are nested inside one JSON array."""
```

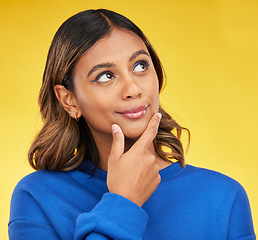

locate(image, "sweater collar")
[[77, 160, 185, 182]]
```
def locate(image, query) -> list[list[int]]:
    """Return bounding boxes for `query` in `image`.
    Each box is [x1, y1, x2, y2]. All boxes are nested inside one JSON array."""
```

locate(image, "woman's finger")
[[108, 124, 125, 163], [134, 113, 162, 149]]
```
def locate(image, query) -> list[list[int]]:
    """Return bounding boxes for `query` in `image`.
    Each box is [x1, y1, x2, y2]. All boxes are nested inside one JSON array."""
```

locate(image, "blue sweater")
[[9, 162, 255, 240]]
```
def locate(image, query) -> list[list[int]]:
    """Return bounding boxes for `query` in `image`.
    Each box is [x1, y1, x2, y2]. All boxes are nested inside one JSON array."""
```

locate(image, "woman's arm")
[[227, 186, 256, 240], [75, 114, 162, 239], [9, 190, 147, 240], [75, 193, 148, 240]]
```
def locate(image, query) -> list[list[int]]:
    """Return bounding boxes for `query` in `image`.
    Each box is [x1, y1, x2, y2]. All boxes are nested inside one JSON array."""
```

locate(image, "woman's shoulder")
[[183, 164, 246, 193], [14, 170, 66, 189], [12, 169, 88, 197], [9, 170, 67, 225]]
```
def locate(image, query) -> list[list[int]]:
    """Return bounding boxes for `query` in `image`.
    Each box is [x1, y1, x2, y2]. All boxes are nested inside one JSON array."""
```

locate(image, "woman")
[[9, 9, 255, 240]]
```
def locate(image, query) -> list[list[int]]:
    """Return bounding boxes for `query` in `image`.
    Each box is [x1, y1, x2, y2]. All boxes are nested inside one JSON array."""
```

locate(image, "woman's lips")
[[118, 105, 148, 119]]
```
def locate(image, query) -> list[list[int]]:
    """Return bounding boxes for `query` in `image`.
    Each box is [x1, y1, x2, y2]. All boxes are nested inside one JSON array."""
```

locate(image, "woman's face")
[[72, 28, 159, 140]]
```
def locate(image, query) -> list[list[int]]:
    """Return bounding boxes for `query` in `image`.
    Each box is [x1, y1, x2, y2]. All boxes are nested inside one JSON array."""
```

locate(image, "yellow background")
[[1, 0, 257, 239]]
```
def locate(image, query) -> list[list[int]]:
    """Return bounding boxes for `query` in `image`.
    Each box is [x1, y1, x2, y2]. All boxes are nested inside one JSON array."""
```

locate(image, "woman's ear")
[[54, 84, 82, 120]]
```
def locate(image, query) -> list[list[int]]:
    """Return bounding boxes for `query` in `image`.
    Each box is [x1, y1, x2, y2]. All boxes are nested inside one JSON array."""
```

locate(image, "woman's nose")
[[121, 75, 142, 100]]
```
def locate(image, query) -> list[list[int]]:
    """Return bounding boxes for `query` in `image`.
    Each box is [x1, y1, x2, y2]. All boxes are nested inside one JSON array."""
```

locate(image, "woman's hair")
[[28, 9, 190, 172]]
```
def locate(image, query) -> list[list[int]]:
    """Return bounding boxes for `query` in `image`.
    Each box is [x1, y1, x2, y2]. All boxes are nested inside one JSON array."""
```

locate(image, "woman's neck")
[[95, 136, 138, 172]]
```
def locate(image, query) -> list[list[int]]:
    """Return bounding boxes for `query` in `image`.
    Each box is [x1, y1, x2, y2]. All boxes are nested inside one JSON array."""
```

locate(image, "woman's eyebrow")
[[87, 62, 114, 78], [86, 50, 149, 78], [129, 49, 150, 62]]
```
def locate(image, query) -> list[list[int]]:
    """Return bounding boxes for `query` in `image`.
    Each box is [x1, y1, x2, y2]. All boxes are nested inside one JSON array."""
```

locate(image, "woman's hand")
[[107, 113, 162, 207]]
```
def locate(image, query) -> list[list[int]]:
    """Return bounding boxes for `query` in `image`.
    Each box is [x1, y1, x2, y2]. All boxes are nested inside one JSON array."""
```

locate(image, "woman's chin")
[[118, 113, 154, 140], [121, 126, 146, 140]]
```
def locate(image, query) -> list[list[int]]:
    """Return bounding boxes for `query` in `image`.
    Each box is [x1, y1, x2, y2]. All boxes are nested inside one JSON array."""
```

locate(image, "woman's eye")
[[92, 71, 115, 83], [133, 60, 150, 73]]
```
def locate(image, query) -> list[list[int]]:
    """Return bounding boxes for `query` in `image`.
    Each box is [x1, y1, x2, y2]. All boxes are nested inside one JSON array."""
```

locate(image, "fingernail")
[[157, 113, 162, 119], [112, 124, 120, 134]]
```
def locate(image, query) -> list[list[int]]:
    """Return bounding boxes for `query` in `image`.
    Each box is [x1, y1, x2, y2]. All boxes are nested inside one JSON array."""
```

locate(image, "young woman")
[[9, 9, 255, 240]]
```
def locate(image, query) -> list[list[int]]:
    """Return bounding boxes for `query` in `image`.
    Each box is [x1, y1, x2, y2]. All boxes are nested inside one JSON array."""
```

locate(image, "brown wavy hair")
[[28, 9, 190, 172]]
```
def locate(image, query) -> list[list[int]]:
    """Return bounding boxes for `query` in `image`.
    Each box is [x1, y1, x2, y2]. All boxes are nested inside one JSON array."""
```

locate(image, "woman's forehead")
[[81, 28, 148, 64]]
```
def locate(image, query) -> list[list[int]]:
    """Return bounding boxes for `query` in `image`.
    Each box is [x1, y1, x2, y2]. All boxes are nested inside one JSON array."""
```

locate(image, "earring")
[[68, 111, 71, 114], [73, 148, 78, 155], [75, 113, 80, 122]]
